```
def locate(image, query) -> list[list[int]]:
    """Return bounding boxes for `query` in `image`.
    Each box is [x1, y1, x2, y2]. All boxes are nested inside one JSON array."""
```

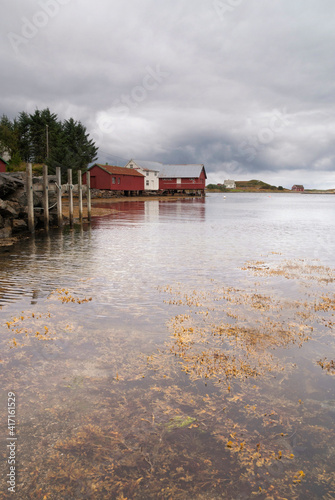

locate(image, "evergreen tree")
[[0, 114, 18, 156], [16, 111, 32, 162], [49, 117, 98, 181], [6, 107, 99, 179], [28, 108, 62, 164]]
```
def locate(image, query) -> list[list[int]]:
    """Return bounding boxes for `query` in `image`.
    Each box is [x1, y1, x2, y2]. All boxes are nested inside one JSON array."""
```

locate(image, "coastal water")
[[0, 193, 334, 499]]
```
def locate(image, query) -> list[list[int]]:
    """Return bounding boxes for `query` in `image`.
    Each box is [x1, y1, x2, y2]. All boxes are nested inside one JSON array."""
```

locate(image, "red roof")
[[92, 164, 144, 177]]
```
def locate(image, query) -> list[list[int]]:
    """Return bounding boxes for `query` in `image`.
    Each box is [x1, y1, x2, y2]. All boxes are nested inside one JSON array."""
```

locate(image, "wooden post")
[[26, 163, 34, 233], [43, 164, 49, 230], [87, 171, 91, 221], [78, 170, 83, 222], [68, 169, 73, 227], [56, 167, 63, 227]]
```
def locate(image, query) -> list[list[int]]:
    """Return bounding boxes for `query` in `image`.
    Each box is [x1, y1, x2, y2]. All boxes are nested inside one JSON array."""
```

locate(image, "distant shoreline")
[[206, 189, 335, 194]]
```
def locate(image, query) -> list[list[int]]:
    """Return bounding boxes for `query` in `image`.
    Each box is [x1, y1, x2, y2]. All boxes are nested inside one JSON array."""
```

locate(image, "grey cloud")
[[1, 0, 335, 188]]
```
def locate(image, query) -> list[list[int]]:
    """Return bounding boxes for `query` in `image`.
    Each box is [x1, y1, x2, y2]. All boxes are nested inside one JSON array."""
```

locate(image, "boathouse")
[[83, 164, 144, 194], [124, 160, 207, 195], [158, 164, 207, 194]]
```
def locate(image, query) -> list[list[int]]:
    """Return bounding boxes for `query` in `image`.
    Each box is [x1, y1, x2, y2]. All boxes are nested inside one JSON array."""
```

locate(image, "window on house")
[[146, 180, 149, 186], [112, 177, 116, 184], [146, 172, 149, 176], [118, 177, 121, 184]]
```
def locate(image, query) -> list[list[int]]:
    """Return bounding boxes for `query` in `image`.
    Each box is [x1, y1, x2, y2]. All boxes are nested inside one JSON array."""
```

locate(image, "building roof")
[[129, 159, 163, 171], [0, 157, 9, 165], [126, 159, 207, 179], [159, 164, 206, 179], [90, 163, 144, 177]]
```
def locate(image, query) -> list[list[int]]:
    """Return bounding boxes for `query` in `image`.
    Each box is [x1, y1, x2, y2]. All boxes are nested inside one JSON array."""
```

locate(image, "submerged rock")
[[165, 416, 197, 431], [12, 219, 27, 232], [0, 225, 12, 239]]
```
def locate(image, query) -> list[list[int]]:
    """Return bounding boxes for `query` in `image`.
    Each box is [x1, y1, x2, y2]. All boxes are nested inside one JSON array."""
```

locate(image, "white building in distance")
[[224, 179, 236, 189]]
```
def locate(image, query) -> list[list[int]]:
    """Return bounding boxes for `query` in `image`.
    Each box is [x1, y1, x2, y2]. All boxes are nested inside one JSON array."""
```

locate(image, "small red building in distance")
[[82, 164, 144, 193], [291, 184, 304, 192], [0, 157, 8, 172]]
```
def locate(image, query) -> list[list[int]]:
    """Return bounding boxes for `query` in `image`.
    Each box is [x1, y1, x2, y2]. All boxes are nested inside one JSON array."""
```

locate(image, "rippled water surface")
[[1, 193, 335, 499]]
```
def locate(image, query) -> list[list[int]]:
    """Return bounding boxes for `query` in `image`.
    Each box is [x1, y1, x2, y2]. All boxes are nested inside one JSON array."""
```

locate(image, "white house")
[[224, 179, 236, 189], [124, 159, 160, 191]]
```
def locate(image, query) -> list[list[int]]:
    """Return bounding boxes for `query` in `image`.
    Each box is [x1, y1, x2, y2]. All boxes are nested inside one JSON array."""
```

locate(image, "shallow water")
[[1, 193, 335, 499]]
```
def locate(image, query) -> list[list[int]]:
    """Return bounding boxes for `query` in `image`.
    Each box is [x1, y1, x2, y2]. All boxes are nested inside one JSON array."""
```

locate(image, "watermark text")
[[7, 392, 17, 493], [8, 0, 72, 55]]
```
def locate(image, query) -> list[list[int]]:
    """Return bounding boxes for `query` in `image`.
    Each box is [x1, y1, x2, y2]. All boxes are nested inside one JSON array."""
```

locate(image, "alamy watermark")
[[8, 0, 72, 55]]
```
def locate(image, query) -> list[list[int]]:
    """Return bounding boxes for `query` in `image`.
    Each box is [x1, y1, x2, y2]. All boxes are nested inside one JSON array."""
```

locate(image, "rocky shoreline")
[[0, 172, 60, 248], [0, 173, 27, 239]]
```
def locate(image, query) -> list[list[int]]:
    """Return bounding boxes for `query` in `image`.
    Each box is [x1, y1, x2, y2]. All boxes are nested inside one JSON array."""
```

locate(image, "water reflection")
[[2, 194, 333, 307], [92, 197, 206, 226]]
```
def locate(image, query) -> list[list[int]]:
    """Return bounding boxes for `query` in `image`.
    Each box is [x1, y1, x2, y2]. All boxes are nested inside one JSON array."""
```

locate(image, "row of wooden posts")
[[26, 164, 92, 233]]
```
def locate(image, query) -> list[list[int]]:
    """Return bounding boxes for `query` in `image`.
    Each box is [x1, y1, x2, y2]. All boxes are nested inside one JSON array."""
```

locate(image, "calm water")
[[0, 193, 334, 499]]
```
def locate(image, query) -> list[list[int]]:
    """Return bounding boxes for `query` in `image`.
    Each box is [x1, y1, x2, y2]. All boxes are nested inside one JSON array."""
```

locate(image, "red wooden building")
[[83, 164, 144, 193], [0, 157, 8, 172], [158, 164, 207, 194], [291, 184, 304, 192]]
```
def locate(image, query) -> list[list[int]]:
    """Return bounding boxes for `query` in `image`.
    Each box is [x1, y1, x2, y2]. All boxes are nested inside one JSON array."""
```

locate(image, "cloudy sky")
[[1, 0, 335, 188]]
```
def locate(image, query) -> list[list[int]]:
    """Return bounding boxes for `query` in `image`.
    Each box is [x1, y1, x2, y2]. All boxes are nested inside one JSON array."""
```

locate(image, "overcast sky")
[[1, 0, 335, 188]]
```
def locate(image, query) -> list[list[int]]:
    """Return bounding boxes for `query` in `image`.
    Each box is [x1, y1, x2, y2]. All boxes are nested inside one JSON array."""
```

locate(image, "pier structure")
[[26, 164, 91, 233]]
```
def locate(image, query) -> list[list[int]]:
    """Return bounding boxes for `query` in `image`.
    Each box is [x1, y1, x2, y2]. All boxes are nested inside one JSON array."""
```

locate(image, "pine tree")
[[0, 114, 18, 157], [49, 117, 98, 181], [17, 111, 32, 162], [10, 108, 98, 179], [28, 108, 62, 164]]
